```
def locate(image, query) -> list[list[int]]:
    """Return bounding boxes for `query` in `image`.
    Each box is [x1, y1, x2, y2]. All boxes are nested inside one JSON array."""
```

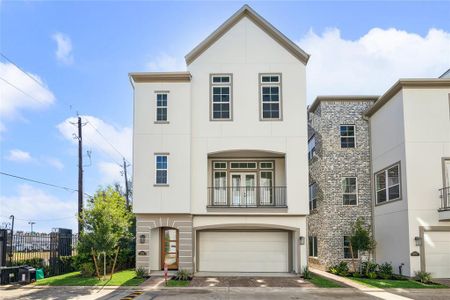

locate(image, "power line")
[[0, 171, 92, 198], [0, 215, 76, 222], [1, 53, 46, 88], [87, 121, 131, 164], [0, 76, 49, 106]]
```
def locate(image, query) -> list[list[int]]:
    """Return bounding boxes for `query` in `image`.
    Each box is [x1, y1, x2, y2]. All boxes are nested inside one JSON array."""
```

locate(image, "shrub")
[[415, 271, 432, 284], [135, 267, 148, 279], [352, 272, 361, 278], [329, 261, 349, 276], [79, 262, 95, 277], [367, 272, 378, 279], [378, 262, 393, 279], [361, 261, 378, 276], [174, 269, 191, 281], [302, 266, 311, 279]]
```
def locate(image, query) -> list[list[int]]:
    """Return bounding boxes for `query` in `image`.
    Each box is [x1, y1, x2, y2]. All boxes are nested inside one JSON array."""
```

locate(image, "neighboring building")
[[307, 96, 378, 270], [365, 79, 450, 278], [130, 5, 310, 274]]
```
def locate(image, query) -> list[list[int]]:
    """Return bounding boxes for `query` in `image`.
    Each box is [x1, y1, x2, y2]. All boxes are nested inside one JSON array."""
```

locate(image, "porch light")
[[414, 236, 422, 247], [140, 234, 146, 244], [299, 236, 305, 245]]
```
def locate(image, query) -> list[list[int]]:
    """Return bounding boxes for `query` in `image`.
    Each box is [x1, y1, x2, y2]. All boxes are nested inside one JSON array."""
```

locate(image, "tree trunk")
[[92, 249, 101, 279], [110, 247, 120, 280], [349, 242, 357, 273]]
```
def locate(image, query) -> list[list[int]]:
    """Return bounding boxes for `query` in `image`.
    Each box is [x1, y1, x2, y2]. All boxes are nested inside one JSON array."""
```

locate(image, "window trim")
[[210, 73, 233, 121], [308, 236, 318, 258], [342, 177, 358, 206], [340, 124, 356, 148], [308, 135, 316, 161], [309, 182, 317, 211], [154, 91, 169, 124], [154, 153, 169, 186], [213, 162, 227, 170], [374, 162, 402, 206], [259, 73, 282, 121]]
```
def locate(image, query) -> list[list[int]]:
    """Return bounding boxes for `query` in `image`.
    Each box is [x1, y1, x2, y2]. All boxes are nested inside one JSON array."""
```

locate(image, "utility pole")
[[77, 116, 83, 234], [123, 157, 130, 209]]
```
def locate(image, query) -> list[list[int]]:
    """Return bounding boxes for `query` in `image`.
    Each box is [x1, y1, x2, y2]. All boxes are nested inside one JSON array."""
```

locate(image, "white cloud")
[[0, 185, 77, 232], [5, 149, 32, 162], [57, 115, 131, 185], [0, 62, 55, 131], [146, 53, 186, 71], [298, 28, 450, 103], [52, 32, 74, 65]]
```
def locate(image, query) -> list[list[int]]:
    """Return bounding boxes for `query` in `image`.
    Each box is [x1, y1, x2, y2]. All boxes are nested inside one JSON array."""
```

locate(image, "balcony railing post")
[[208, 186, 286, 208]]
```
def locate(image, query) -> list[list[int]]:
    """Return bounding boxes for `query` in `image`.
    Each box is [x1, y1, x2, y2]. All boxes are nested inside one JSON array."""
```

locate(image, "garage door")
[[198, 231, 289, 272], [424, 231, 450, 278]]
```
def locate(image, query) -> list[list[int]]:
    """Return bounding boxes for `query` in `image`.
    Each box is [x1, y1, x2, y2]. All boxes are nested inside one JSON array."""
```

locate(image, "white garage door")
[[424, 231, 450, 278], [198, 231, 289, 272]]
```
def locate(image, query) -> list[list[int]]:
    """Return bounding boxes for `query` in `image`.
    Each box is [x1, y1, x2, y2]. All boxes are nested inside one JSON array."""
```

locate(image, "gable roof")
[[364, 79, 450, 117], [184, 5, 310, 65]]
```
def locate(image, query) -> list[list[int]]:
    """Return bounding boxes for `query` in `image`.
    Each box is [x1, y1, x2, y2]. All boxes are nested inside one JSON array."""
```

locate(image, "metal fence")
[[1, 228, 78, 277]]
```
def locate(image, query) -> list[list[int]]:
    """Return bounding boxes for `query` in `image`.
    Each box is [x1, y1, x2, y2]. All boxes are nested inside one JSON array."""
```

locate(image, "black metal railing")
[[207, 186, 287, 207], [439, 186, 450, 211]]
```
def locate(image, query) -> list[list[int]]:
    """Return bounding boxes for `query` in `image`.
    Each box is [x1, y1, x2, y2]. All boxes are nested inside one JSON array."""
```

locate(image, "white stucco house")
[[365, 79, 450, 278], [130, 5, 310, 274]]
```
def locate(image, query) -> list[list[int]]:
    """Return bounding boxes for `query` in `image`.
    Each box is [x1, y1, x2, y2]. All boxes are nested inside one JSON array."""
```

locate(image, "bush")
[[135, 267, 148, 279], [378, 262, 393, 279], [174, 269, 191, 281], [415, 271, 432, 284], [352, 272, 361, 278], [302, 266, 311, 279], [361, 261, 378, 276], [367, 272, 378, 279], [79, 262, 95, 277], [329, 261, 349, 277]]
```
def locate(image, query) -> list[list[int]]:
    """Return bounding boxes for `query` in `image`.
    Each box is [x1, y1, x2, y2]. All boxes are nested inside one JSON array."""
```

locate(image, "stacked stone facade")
[[307, 98, 376, 270]]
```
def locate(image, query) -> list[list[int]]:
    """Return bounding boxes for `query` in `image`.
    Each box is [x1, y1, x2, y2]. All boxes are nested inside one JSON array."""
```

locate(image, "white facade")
[[367, 80, 450, 278], [130, 5, 309, 274]]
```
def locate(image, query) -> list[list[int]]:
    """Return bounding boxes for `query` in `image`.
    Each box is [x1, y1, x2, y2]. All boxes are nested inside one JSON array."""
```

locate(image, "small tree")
[[349, 217, 376, 274], [78, 186, 133, 279]]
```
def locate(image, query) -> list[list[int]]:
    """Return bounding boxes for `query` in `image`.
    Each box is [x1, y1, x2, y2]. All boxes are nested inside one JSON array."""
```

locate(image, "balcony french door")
[[231, 173, 256, 206]]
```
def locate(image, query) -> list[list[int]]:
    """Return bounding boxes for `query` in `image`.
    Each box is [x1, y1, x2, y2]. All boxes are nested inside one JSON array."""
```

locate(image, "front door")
[[161, 228, 178, 270], [231, 173, 256, 206]]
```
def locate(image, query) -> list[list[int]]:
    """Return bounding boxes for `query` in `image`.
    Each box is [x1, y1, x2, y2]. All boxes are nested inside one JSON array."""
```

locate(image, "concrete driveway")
[[190, 276, 315, 287]]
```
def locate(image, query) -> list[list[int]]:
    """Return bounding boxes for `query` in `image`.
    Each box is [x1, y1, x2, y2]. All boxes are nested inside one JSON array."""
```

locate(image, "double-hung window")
[[309, 236, 318, 257], [260, 74, 281, 120], [309, 182, 317, 210], [211, 74, 232, 120], [155, 154, 168, 185], [340, 125, 355, 148], [342, 177, 357, 205], [308, 135, 316, 160], [156, 93, 168, 122], [375, 163, 401, 204], [344, 236, 358, 259]]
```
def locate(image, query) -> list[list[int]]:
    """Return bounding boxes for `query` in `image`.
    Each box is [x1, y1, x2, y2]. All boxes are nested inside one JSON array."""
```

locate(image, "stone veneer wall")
[[308, 100, 374, 270], [136, 214, 193, 273]]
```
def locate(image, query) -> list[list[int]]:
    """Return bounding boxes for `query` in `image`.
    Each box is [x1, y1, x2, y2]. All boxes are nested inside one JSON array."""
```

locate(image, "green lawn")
[[165, 279, 191, 287], [308, 275, 343, 288], [351, 277, 447, 289], [34, 270, 145, 286]]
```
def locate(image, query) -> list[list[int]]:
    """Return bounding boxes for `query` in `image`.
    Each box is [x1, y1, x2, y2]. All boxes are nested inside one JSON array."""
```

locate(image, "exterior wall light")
[[299, 236, 305, 245], [140, 234, 146, 244], [414, 236, 422, 246]]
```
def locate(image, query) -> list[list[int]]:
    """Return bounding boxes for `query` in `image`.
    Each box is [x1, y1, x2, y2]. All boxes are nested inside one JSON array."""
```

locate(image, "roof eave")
[[129, 72, 192, 84], [308, 95, 380, 113]]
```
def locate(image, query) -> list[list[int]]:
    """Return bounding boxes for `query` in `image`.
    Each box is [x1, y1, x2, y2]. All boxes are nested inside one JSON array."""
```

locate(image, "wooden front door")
[[161, 228, 178, 270]]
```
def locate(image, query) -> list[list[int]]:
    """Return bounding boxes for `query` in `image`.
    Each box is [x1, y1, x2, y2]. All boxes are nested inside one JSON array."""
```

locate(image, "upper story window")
[[309, 182, 317, 211], [375, 163, 401, 204], [211, 74, 232, 120], [342, 177, 357, 205], [309, 236, 318, 257], [155, 154, 168, 185], [308, 135, 316, 160], [156, 93, 168, 122], [260, 74, 281, 120], [340, 125, 355, 148]]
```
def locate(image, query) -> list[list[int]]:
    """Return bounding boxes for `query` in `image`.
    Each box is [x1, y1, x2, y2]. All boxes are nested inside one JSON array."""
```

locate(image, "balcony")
[[207, 186, 287, 208], [438, 187, 450, 221]]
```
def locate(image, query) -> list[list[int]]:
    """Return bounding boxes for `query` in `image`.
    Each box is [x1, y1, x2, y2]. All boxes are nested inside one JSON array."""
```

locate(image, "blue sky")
[[1, 1, 449, 232]]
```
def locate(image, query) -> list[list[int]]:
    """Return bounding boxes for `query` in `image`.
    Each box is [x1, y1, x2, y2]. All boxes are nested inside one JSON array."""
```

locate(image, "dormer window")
[[210, 74, 232, 120], [260, 74, 282, 120]]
